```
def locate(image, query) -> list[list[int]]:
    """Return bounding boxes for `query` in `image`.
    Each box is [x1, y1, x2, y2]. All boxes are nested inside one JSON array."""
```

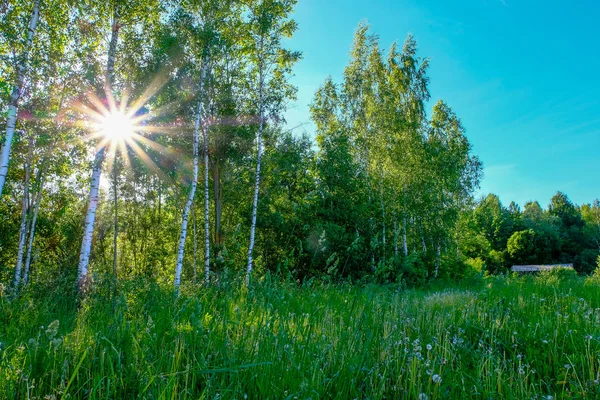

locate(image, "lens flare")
[[101, 111, 135, 142]]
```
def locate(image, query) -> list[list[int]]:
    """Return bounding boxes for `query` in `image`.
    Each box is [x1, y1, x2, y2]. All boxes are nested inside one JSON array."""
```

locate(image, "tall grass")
[[1, 273, 600, 399]]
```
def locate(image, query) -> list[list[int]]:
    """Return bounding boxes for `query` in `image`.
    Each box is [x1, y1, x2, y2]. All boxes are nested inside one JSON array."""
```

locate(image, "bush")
[[538, 266, 579, 284]]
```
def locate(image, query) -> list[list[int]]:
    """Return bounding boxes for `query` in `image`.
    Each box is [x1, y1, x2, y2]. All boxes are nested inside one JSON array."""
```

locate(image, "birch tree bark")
[[77, 6, 120, 291], [78, 147, 105, 289], [174, 58, 208, 291], [246, 47, 264, 284], [23, 163, 47, 286], [192, 207, 198, 283], [403, 216, 409, 256], [13, 138, 33, 289], [203, 123, 211, 285], [435, 240, 441, 278], [112, 157, 118, 279], [393, 218, 399, 259], [0, 0, 40, 198]]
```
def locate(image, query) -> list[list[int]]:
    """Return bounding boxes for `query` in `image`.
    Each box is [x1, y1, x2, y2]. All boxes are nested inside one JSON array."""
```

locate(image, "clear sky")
[[283, 0, 600, 208]]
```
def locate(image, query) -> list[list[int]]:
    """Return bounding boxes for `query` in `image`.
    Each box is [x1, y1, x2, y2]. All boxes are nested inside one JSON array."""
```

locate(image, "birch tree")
[[173, 56, 207, 290], [0, 0, 40, 198], [173, 0, 231, 291], [245, 0, 300, 283], [77, 4, 121, 291], [13, 136, 33, 289]]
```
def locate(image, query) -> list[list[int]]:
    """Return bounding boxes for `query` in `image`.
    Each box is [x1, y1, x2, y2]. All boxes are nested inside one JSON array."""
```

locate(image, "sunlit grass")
[[1, 274, 600, 398]]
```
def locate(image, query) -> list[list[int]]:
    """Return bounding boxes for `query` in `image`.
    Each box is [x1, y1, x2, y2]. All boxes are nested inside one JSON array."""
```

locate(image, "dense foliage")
[[460, 193, 600, 275]]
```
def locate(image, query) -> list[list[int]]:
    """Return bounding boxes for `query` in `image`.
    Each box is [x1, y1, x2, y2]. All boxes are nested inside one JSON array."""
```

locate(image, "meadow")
[[1, 272, 600, 399]]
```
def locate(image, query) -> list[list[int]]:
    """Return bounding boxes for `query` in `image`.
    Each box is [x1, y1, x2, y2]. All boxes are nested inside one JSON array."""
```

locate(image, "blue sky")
[[283, 0, 600, 208]]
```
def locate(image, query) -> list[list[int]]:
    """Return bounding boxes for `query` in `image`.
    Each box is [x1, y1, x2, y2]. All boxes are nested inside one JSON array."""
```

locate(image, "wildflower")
[[426, 344, 432, 351], [418, 394, 429, 400], [46, 320, 60, 340], [432, 374, 442, 384], [564, 364, 571, 370], [585, 335, 593, 340], [518, 368, 525, 375]]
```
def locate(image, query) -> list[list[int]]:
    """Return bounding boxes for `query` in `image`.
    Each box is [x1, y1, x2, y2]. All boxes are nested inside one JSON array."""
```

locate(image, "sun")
[[101, 110, 135, 142]]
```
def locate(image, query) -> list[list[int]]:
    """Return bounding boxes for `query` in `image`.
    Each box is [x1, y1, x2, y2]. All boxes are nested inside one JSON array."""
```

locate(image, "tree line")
[[1, 0, 591, 295], [460, 192, 600, 275]]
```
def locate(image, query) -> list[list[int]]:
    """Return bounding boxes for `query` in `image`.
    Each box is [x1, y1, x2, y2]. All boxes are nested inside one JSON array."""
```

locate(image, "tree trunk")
[[393, 218, 399, 260], [435, 240, 441, 278], [174, 57, 208, 292], [112, 156, 118, 279], [78, 148, 105, 289], [0, 0, 40, 198], [77, 6, 120, 292], [105, 6, 120, 92], [246, 45, 265, 284], [203, 124, 211, 285], [212, 159, 223, 246], [23, 162, 48, 286], [13, 139, 33, 289], [403, 216, 408, 257], [192, 207, 198, 283]]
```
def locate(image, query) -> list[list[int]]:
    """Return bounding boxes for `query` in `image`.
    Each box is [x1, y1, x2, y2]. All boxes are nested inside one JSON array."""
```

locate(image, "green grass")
[[1, 274, 600, 399]]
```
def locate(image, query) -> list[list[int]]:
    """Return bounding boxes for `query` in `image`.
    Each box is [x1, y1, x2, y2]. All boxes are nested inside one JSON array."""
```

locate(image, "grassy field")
[[1, 273, 600, 399]]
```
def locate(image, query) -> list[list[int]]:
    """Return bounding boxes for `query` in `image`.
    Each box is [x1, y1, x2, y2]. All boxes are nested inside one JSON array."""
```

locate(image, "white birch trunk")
[[105, 7, 120, 92], [246, 53, 265, 284], [23, 165, 46, 286], [192, 207, 198, 283], [77, 7, 120, 291], [77, 148, 105, 289], [393, 219, 398, 260], [434, 241, 441, 278], [203, 124, 211, 285], [403, 216, 408, 257], [112, 157, 118, 279], [13, 140, 32, 289], [174, 59, 208, 291], [0, 0, 40, 198]]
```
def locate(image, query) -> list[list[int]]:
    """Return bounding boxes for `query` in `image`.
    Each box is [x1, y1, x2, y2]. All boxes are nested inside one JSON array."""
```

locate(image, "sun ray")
[[125, 137, 170, 182], [127, 68, 174, 117]]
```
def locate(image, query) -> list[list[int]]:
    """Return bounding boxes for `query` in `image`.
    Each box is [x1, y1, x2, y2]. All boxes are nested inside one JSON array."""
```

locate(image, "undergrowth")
[[1, 274, 600, 399]]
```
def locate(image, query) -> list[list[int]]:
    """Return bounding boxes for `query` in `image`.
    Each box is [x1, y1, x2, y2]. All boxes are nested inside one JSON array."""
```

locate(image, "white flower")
[[432, 374, 442, 384], [46, 320, 60, 340], [418, 394, 429, 400], [426, 344, 432, 351]]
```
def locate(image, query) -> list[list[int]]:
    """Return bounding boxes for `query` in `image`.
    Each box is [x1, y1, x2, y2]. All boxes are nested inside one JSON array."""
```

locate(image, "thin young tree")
[[0, 0, 40, 198], [245, 0, 300, 283], [173, 54, 208, 291], [13, 137, 33, 289], [77, 4, 121, 290]]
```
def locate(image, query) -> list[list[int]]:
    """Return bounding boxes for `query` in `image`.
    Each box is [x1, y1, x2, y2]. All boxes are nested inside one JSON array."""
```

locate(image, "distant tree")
[[507, 229, 537, 265]]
